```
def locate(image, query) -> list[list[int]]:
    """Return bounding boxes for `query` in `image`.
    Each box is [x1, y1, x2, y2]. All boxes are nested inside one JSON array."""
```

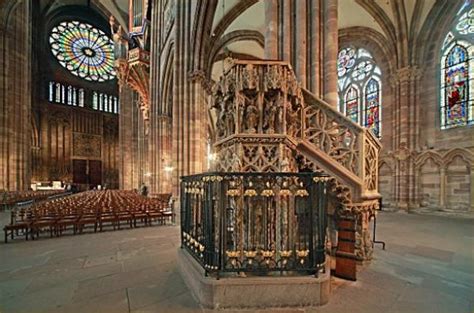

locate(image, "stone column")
[[280, 0, 292, 62], [264, 0, 278, 60], [172, 0, 208, 204], [0, 0, 32, 191], [276, 0, 326, 94], [148, 0, 160, 195], [156, 115, 173, 193], [118, 85, 136, 190], [309, 0, 322, 96], [295, 0, 307, 87], [391, 67, 422, 210], [440, 167, 446, 209], [471, 164, 474, 212], [323, 0, 338, 107]]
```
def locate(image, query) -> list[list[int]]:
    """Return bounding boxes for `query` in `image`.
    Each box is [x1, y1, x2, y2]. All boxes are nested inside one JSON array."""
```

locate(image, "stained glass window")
[[344, 86, 360, 123], [93, 92, 98, 110], [72, 87, 77, 106], [104, 96, 108, 112], [440, 6, 473, 129], [337, 47, 382, 137], [49, 82, 54, 102], [79, 89, 84, 107], [55, 83, 61, 103], [49, 21, 116, 82], [364, 78, 381, 136], [91, 92, 116, 113], [67, 86, 73, 105], [99, 94, 103, 111]]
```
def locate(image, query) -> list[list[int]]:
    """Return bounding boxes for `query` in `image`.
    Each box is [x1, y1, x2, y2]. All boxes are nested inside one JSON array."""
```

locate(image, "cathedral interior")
[[0, 0, 473, 312]]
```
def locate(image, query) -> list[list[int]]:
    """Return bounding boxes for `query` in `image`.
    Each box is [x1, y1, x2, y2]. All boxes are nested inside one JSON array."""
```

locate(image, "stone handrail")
[[300, 89, 381, 199], [301, 89, 363, 176]]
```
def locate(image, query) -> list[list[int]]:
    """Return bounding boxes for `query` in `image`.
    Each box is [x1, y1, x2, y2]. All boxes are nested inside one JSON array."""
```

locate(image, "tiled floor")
[[0, 211, 473, 313]]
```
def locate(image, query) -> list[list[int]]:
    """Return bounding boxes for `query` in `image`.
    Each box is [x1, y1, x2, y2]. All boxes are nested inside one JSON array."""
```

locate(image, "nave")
[[0, 211, 472, 313]]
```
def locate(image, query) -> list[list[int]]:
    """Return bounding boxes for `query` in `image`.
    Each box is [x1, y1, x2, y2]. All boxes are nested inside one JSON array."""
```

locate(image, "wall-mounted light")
[[144, 172, 152, 177], [164, 166, 174, 173]]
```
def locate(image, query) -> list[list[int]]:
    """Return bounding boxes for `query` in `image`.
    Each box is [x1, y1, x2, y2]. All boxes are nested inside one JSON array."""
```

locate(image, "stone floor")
[[0, 211, 473, 313]]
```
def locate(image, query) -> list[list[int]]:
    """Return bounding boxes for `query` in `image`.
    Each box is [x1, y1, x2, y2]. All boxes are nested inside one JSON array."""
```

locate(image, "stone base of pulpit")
[[177, 248, 331, 309]]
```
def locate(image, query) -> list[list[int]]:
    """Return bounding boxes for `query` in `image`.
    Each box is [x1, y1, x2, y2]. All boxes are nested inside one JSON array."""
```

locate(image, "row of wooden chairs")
[[3, 190, 174, 243], [1, 190, 66, 207]]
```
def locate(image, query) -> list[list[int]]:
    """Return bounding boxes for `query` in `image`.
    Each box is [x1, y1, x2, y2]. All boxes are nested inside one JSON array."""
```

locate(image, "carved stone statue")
[[286, 100, 299, 137], [224, 96, 235, 136], [263, 93, 277, 134], [216, 114, 225, 139], [244, 94, 259, 133], [230, 151, 242, 171], [213, 90, 226, 139]]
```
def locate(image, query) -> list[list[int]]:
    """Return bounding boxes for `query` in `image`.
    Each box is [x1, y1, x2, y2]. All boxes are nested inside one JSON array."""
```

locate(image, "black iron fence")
[[180, 172, 329, 278]]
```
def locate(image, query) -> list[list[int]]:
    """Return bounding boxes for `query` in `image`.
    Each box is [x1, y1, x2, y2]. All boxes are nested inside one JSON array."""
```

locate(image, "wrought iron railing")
[[180, 172, 329, 278]]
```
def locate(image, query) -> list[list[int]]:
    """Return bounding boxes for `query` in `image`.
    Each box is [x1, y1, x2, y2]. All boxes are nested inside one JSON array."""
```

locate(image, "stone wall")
[[0, 1, 32, 191], [446, 157, 470, 211], [419, 158, 441, 209], [119, 86, 143, 190], [31, 102, 120, 188]]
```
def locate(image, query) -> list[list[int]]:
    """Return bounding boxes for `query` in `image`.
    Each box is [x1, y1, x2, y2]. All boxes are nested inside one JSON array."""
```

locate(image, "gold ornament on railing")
[[296, 249, 310, 264], [279, 250, 292, 266], [313, 177, 330, 183], [244, 250, 258, 265], [295, 182, 309, 197], [202, 175, 223, 182], [279, 181, 291, 196], [244, 181, 257, 197], [226, 250, 241, 266], [261, 182, 274, 197], [226, 189, 241, 197], [261, 250, 275, 265]]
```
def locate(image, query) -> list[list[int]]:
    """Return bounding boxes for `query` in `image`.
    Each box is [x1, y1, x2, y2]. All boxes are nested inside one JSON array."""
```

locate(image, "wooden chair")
[[30, 210, 58, 239], [76, 211, 98, 234], [99, 208, 117, 231], [131, 206, 148, 227], [115, 210, 133, 229], [55, 209, 80, 236], [3, 210, 32, 243]]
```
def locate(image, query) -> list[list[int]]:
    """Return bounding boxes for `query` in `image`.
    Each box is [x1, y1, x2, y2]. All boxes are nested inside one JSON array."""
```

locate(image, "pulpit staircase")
[[210, 59, 381, 265], [211, 59, 380, 208]]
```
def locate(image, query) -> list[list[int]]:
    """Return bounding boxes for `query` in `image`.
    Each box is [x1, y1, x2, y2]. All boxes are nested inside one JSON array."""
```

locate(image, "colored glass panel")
[[456, 8, 474, 35], [49, 21, 116, 82], [337, 47, 382, 137], [364, 79, 380, 137], [443, 45, 469, 127], [337, 48, 356, 77], [440, 4, 473, 130], [345, 86, 359, 123]]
